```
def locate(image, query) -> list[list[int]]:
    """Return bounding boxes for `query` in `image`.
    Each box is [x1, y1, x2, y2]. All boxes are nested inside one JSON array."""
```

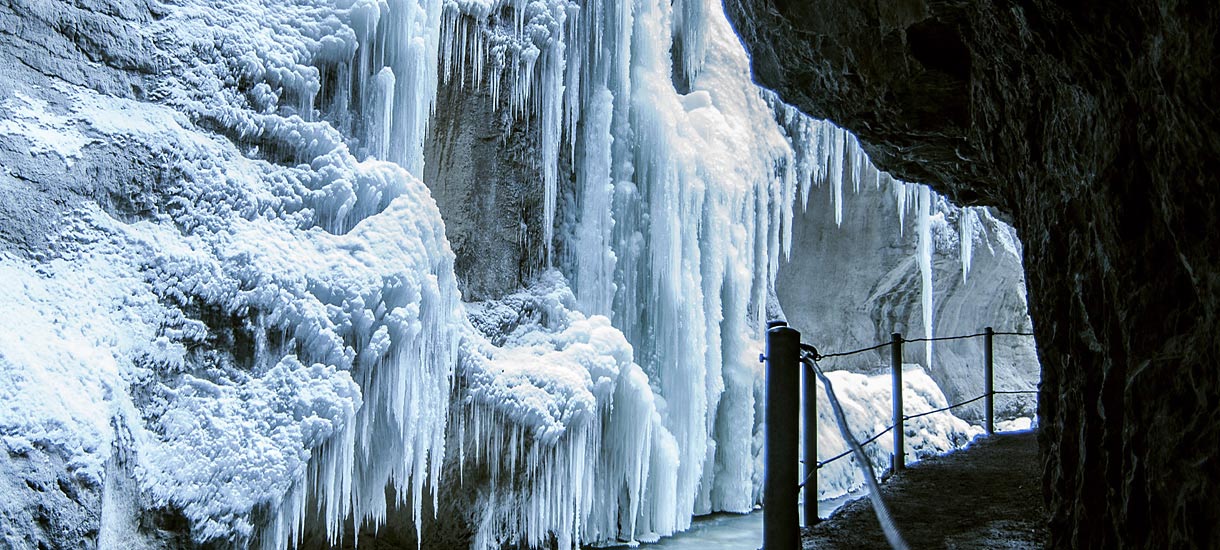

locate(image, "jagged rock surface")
[[423, 61, 552, 302], [0, 1, 158, 546], [725, 1, 1220, 547]]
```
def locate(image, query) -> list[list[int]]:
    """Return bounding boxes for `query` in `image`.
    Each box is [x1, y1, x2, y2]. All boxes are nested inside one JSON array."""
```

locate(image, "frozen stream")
[[596, 492, 866, 549]]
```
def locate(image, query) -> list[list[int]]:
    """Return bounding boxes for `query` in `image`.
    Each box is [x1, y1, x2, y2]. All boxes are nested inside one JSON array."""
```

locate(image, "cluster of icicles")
[[258, 0, 986, 548]]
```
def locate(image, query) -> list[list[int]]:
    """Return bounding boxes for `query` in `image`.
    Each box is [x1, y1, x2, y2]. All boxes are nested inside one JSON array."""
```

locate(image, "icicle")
[[831, 127, 844, 227], [895, 181, 905, 232], [384, 0, 445, 178], [539, 2, 569, 266], [797, 116, 814, 210], [849, 135, 861, 194], [960, 206, 975, 281], [573, 87, 617, 316], [673, 0, 708, 82], [917, 185, 933, 370], [368, 68, 396, 160]]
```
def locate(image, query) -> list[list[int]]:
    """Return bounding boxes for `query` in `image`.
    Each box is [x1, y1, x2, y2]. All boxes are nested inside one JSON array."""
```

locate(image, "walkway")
[[803, 430, 1045, 549]]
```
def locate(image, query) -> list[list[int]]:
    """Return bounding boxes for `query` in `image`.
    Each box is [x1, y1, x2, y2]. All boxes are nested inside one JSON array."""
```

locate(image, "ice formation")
[[960, 207, 978, 280], [0, 0, 997, 548], [918, 185, 935, 370]]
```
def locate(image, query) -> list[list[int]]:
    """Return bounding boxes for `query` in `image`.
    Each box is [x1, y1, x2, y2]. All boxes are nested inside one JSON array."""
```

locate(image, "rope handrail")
[[903, 394, 988, 422], [813, 425, 895, 471], [808, 330, 1036, 361], [766, 324, 1038, 547], [802, 356, 911, 550], [809, 391, 1033, 471], [799, 349, 1039, 472], [813, 341, 893, 360]]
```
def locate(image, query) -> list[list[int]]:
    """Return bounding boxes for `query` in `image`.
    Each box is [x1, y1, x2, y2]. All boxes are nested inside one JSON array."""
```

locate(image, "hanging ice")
[[960, 206, 977, 280], [917, 185, 934, 369]]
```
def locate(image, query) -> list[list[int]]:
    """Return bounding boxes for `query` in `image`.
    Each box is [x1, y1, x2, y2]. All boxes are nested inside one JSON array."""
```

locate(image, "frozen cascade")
[[538, 0, 569, 265], [573, 87, 618, 316], [434, 0, 807, 539], [383, 0, 445, 176], [0, 0, 989, 549]]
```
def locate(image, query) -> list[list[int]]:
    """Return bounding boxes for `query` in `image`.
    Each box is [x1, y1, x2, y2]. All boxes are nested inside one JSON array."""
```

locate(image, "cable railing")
[[760, 325, 1038, 550]]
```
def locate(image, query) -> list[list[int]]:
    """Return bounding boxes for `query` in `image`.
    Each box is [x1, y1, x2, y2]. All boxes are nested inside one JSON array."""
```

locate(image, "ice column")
[[384, 0, 444, 177], [368, 68, 396, 160], [960, 206, 976, 280], [574, 89, 617, 315], [917, 185, 933, 368]]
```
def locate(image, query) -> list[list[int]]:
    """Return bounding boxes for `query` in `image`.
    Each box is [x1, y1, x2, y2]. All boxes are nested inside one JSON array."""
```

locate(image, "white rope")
[[806, 355, 910, 550]]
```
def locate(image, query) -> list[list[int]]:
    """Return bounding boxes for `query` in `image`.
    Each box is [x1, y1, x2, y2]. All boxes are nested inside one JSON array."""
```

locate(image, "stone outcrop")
[[0, 1, 157, 546], [0, 0, 158, 258], [423, 63, 553, 302], [726, 1, 1220, 547]]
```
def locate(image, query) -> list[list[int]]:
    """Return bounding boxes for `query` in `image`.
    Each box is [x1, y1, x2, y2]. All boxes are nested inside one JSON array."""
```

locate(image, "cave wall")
[[725, 0, 1220, 547]]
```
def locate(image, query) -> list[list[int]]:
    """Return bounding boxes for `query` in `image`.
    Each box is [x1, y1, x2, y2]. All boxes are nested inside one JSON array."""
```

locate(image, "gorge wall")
[[776, 180, 1038, 421], [725, 0, 1220, 547]]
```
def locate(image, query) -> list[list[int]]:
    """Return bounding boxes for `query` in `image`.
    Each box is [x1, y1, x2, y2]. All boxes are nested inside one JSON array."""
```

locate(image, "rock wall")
[[776, 181, 1038, 421], [0, 1, 157, 546], [0, 0, 157, 257], [423, 52, 553, 302], [726, 1, 1220, 547]]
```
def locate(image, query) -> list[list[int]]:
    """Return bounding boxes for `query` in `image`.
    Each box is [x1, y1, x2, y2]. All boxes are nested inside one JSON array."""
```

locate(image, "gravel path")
[[803, 430, 1045, 549]]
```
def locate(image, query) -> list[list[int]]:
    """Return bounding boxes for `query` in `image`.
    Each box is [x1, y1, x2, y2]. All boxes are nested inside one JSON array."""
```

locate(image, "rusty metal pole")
[[803, 358, 818, 527], [765, 324, 800, 550], [891, 333, 905, 472], [985, 326, 995, 436]]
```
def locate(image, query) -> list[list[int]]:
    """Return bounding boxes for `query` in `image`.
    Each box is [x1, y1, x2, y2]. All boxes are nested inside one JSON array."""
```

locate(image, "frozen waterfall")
[[0, 0, 993, 549]]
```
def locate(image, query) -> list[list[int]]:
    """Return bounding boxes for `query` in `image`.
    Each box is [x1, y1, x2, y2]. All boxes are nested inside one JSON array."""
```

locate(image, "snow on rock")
[[0, 91, 96, 168], [811, 365, 983, 500], [3, 39, 465, 549]]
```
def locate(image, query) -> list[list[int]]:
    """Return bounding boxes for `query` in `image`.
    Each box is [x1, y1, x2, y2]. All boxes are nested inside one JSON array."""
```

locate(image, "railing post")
[[802, 359, 818, 527], [765, 324, 800, 550], [985, 326, 995, 435], [891, 333, 904, 472]]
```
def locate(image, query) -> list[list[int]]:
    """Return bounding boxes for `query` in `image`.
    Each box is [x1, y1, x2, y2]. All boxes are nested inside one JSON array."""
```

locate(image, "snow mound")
[[813, 365, 984, 500]]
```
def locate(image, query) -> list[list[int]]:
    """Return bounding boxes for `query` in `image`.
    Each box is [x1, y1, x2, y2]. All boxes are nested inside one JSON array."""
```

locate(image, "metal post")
[[891, 333, 905, 472], [985, 326, 995, 436], [802, 360, 818, 527], [765, 325, 800, 550]]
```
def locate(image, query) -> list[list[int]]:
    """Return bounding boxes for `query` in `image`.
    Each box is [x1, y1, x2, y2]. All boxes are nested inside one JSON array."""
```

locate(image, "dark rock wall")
[[725, 1, 1220, 548], [423, 65, 553, 302]]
